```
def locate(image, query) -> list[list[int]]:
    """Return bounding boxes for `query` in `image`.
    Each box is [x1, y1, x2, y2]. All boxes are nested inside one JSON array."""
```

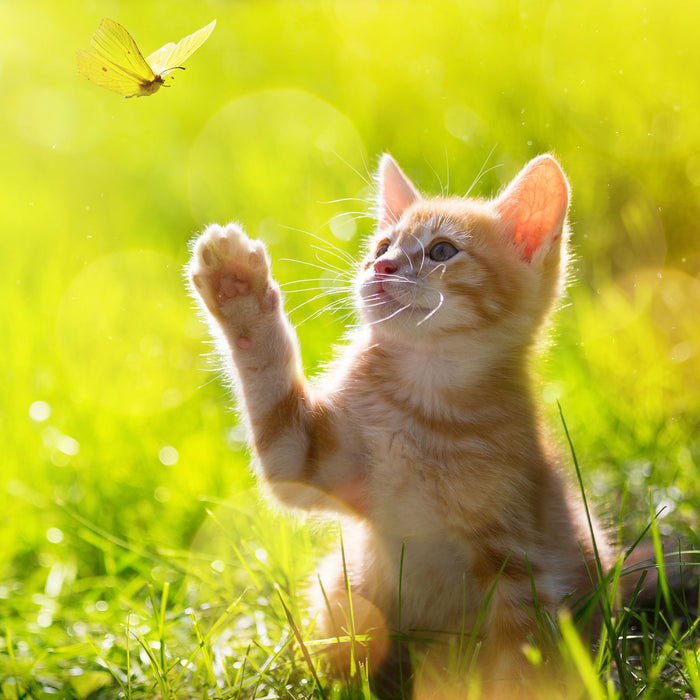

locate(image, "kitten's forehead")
[[394, 212, 462, 248]]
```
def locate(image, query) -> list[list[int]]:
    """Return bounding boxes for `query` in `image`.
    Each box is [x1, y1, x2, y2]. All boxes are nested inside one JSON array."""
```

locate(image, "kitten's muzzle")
[[373, 257, 398, 276]]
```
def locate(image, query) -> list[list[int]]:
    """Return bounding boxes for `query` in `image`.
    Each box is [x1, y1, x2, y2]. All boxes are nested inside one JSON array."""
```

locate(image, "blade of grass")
[[83, 634, 129, 697], [276, 584, 325, 696], [188, 609, 220, 692], [681, 647, 700, 698], [204, 508, 264, 592], [558, 402, 632, 697], [559, 610, 606, 700], [317, 574, 341, 645], [59, 501, 187, 574], [4, 624, 19, 700], [459, 553, 511, 678], [174, 596, 244, 686], [639, 614, 700, 700], [134, 631, 168, 695], [339, 524, 358, 673], [147, 583, 170, 680], [648, 502, 672, 613], [125, 612, 132, 700], [616, 568, 649, 675], [232, 644, 252, 698], [457, 572, 468, 669]]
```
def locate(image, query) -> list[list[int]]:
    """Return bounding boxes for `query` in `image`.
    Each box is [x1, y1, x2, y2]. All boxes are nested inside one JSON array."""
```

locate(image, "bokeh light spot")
[[154, 486, 172, 503], [46, 527, 64, 544], [159, 446, 179, 466], [29, 401, 51, 422], [188, 89, 366, 239], [56, 251, 203, 416], [329, 212, 357, 241]]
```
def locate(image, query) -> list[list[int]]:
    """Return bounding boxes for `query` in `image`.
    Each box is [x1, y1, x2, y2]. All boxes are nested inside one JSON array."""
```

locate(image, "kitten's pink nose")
[[374, 258, 398, 275]]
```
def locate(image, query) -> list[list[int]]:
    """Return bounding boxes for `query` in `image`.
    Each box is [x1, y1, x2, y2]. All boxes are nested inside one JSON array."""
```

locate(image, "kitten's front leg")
[[188, 223, 364, 512]]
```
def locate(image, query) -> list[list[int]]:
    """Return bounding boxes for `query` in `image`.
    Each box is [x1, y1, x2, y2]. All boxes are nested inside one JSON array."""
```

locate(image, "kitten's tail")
[[619, 540, 698, 626]]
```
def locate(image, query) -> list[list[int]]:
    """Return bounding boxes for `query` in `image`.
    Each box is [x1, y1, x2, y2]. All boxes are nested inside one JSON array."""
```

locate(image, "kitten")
[[188, 154, 614, 698]]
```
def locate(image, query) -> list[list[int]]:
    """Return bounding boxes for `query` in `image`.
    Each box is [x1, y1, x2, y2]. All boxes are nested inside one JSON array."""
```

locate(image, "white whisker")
[[284, 285, 350, 296], [464, 144, 500, 198], [383, 276, 416, 286], [425, 156, 446, 198], [280, 274, 353, 288], [320, 210, 373, 228], [424, 262, 447, 280], [287, 287, 353, 316], [417, 291, 444, 326], [329, 148, 373, 188], [296, 297, 356, 326], [362, 298, 392, 310], [317, 196, 372, 206], [367, 302, 412, 327], [313, 253, 350, 276], [310, 244, 357, 270], [358, 149, 373, 187], [444, 145, 450, 195], [279, 226, 357, 265], [280, 258, 348, 276], [363, 273, 418, 288]]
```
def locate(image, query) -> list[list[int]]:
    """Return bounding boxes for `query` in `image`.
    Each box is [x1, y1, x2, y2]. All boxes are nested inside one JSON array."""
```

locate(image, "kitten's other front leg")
[[188, 223, 365, 513]]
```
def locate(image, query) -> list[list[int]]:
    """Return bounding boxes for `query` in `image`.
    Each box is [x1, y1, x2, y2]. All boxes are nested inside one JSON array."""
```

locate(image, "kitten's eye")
[[375, 242, 390, 258], [429, 241, 458, 262]]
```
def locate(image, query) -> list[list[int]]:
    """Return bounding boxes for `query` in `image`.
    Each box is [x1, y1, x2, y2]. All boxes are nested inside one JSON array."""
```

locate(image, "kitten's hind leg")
[[311, 543, 411, 699]]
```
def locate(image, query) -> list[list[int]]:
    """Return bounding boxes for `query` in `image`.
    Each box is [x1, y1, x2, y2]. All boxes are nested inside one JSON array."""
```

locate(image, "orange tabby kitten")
[[188, 154, 613, 697]]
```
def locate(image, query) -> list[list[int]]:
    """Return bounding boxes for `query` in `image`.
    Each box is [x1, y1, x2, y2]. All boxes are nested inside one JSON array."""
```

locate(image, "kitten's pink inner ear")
[[377, 154, 421, 229], [495, 155, 569, 262]]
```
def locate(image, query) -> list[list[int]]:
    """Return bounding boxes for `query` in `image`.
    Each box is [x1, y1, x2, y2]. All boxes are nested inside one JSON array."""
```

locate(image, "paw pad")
[[189, 223, 273, 319]]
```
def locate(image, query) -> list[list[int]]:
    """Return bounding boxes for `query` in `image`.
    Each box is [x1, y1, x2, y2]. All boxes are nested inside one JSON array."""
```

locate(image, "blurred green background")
[[1, 0, 699, 694]]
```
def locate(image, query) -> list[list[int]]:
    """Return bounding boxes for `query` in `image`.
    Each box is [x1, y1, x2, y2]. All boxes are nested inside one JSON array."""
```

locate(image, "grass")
[[1, 0, 700, 697]]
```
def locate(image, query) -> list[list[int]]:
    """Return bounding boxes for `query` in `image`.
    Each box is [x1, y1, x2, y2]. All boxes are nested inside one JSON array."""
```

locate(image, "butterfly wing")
[[145, 42, 177, 73], [77, 19, 164, 96], [76, 49, 153, 97], [90, 18, 157, 81], [148, 19, 216, 75]]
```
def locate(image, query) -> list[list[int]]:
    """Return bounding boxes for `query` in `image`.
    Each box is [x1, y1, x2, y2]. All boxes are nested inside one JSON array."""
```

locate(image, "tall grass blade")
[[83, 634, 129, 697], [648, 502, 673, 613], [559, 610, 606, 700], [557, 402, 632, 696], [276, 584, 325, 696]]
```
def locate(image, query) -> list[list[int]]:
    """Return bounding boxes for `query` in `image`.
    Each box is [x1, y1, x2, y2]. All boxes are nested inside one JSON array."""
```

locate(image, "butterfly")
[[76, 18, 216, 97]]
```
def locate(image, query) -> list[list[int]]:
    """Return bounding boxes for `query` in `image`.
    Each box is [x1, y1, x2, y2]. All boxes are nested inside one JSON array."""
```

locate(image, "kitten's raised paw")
[[189, 223, 277, 326]]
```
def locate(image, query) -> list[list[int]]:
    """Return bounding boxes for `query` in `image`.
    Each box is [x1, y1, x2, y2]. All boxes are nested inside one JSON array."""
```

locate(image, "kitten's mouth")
[[364, 277, 428, 314], [370, 277, 398, 302]]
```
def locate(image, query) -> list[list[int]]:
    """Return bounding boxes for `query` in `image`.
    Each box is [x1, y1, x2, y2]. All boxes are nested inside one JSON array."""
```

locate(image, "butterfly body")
[[76, 18, 215, 97], [136, 76, 165, 97]]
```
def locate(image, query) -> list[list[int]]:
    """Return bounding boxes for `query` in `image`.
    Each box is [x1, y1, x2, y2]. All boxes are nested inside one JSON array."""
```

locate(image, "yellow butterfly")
[[77, 18, 216, 97]]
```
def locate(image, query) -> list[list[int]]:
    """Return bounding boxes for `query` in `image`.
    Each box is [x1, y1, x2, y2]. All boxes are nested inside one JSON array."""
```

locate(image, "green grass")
[[1, 0, 699, 697]]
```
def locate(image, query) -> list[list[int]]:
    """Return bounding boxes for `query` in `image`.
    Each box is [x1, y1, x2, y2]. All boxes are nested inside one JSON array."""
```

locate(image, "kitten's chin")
[[356, 279, 450, 342], [358, 302, 440, 343]]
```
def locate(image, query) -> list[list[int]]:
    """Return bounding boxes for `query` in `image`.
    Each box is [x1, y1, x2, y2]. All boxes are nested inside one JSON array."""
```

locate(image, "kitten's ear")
[[376, 153, 421, 229], [494, 155, 570, 263]]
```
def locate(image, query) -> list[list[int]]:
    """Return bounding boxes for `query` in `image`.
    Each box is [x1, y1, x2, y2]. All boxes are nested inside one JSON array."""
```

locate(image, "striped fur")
[[188, 154, 612, 698]]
